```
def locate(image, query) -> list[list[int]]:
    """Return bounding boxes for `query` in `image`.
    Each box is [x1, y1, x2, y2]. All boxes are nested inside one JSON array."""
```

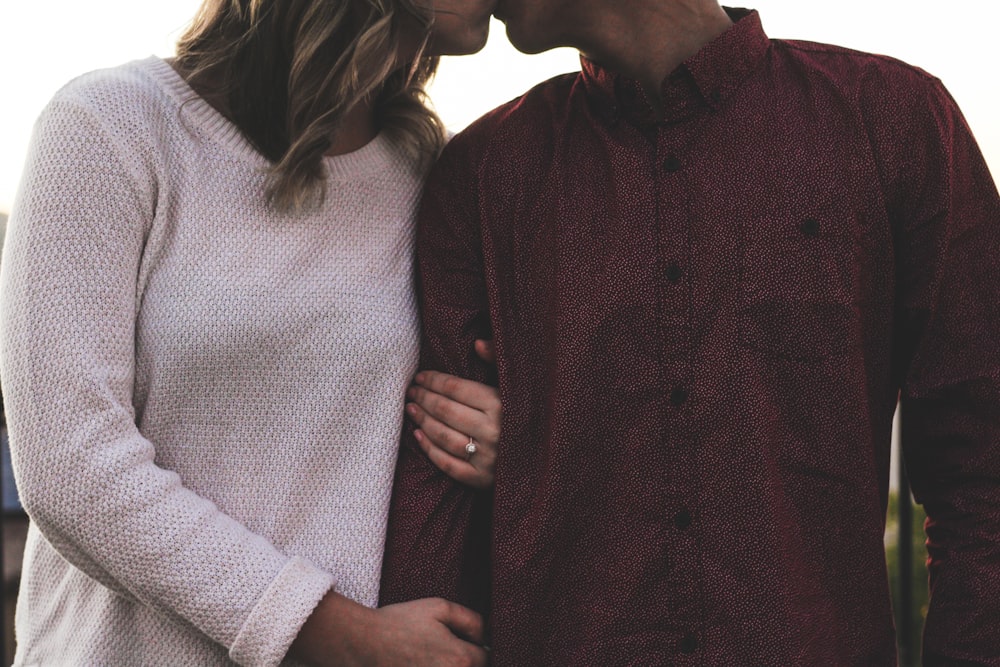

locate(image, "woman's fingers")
[[405, 400, 477, 460], [406, 391, 497, 489], [412, 370, 498, 414], [407, 368, 501, 489], [474, 338, 497, 364], [407, 383, 486, 439], [432, 599, 485, 645], [414, 428, 493, 489]]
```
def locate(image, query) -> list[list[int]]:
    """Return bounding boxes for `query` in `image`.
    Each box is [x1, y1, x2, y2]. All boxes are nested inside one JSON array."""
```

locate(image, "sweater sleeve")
[[379, 135, 494, 613], [875, 75, 1000, 663], [0, 95, 333, 667]]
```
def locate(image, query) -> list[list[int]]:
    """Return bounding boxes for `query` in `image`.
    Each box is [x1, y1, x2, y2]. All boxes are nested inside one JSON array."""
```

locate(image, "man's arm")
[[380, 135, 494, 613], [882, 74, 1000, 663]]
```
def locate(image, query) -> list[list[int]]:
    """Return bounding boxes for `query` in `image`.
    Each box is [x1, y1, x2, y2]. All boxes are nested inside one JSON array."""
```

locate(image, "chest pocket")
[[738, 213, 861, 362]]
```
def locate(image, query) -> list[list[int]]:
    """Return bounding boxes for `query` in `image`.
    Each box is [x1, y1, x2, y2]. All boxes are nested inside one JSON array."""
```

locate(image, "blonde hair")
[[175, 0, 446, 211]]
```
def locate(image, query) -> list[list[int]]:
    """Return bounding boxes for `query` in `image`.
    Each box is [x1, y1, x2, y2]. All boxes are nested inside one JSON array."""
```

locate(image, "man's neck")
[[575, 1, 733, 104]]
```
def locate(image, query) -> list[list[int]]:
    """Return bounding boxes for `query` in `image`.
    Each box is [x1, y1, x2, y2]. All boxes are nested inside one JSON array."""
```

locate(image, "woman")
[[0, 0, 498, 665]]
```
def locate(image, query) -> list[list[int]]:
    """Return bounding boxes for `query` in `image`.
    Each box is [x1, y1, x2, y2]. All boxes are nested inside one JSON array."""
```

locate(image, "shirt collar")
[[581, 8, 770, 126]]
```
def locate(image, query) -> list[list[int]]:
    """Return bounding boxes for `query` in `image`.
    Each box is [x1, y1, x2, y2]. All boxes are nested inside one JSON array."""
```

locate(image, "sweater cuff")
[[229, 557, 335, 667]]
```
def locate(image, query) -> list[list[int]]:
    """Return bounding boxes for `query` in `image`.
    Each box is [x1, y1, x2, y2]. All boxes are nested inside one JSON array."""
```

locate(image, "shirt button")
[[662, 155, 683, 173], [800, 218, 820, 237], [679, 632, 699, 654], [674, 509, 693, 530], [670, 387, 689, 406], [666, 263, 683, 283]]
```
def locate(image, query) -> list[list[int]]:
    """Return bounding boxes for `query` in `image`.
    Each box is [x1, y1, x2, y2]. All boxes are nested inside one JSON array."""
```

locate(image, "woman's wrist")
[[288, 590, 376, 666]]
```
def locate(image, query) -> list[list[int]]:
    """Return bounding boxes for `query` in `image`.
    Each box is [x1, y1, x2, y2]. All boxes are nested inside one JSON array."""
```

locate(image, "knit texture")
[[0, 56, 423, 666]]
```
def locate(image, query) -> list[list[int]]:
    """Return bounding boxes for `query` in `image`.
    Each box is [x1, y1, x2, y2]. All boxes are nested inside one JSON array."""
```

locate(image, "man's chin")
[[503, 28, 550, 55], [489, 11, 554, 54]]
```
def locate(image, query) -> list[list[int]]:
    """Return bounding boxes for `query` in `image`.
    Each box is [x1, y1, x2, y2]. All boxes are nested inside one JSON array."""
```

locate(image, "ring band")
[[465, 437, 478, 461]]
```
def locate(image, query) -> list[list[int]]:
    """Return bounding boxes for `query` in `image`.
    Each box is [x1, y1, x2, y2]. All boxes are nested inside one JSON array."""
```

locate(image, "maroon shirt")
[[381, 9, 1000, 665]]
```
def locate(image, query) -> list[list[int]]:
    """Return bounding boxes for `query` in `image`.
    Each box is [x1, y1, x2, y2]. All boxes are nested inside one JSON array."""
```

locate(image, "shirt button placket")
[[660, 154, 686, 292], [658, 138, 700, 660]]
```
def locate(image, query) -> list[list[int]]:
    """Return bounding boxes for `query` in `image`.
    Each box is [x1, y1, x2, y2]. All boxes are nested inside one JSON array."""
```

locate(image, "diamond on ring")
[[465, 438, 478, 460]]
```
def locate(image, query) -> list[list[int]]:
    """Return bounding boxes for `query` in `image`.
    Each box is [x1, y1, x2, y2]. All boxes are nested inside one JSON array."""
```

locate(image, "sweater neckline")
[[142, 55, 400, 180]]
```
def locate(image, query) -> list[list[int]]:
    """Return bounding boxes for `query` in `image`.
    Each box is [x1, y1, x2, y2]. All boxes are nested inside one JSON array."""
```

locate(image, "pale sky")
[[1, 2, 998, 212]]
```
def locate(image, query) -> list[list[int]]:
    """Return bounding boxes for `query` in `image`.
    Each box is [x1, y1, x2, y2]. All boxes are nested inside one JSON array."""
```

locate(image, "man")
[[381, 1, 1000, 664]]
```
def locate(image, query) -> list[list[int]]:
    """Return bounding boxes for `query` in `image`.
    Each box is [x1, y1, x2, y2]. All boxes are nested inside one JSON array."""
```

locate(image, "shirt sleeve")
[[379, 135, 494, 613], [0, 97, 333, 667], [878, 75, 1000, 663]]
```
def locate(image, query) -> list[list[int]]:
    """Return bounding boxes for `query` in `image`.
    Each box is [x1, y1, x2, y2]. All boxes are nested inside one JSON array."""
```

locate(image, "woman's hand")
[[405, 339, 500, 489], [290, 591, 487, 667]]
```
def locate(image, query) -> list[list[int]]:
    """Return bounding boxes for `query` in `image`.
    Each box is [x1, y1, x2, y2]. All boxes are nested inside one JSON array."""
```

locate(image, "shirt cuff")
[[229, 556, 335, 667]]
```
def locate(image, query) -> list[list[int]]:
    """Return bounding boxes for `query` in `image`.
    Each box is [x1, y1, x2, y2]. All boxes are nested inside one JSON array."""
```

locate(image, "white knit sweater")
[[0, 57, 423, 666]]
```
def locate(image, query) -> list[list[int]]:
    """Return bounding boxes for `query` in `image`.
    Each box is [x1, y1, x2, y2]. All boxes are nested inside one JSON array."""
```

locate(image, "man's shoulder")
[[771, 38, 941, 96], [440, 71, 580, 165]]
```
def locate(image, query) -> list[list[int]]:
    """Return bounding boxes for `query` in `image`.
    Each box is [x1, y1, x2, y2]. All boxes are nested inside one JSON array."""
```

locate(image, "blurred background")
[[1, 1, 998, 663]]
